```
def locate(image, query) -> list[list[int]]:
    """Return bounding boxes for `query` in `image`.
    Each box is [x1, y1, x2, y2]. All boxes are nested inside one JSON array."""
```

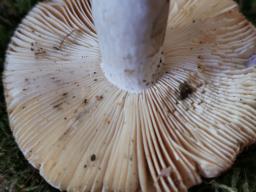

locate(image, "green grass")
[[0, 0, 256, 191]]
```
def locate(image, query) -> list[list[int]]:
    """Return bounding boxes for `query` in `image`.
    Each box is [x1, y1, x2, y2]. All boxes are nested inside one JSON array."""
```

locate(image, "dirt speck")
[[91, 154, 96, 161], [105, 118, 111, 124], [96, 95, 103, 101]]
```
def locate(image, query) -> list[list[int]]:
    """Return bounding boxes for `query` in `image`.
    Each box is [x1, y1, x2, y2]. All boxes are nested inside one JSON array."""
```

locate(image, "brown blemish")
[[62, 129, 70, 136], [179, 82, 194, 100], [105, 118, 111, 124], [74, 82, 80, 87], [63, 92, 68, 96], [197, 63, 206, 72], [35, 47, 47, 57], [96, 95, 103, 101], [91, 154, 96, 161], [56, 29, 78, 50], [53, 102, 63, 109]]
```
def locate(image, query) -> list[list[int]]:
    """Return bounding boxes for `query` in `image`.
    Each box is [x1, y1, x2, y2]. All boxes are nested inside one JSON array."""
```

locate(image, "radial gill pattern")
[[3, 0, 256, 191]]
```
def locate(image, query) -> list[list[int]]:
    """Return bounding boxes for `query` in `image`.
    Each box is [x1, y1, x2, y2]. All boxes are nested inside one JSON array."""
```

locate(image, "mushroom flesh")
[[3, 0, 256, 191]]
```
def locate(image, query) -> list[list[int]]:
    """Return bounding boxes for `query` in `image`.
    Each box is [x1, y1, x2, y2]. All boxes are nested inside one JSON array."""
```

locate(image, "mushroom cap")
[[3, 0, 256, 191]]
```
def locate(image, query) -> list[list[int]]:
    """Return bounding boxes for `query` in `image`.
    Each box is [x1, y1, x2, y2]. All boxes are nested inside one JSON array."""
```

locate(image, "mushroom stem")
[[92, 0, 170, 92]]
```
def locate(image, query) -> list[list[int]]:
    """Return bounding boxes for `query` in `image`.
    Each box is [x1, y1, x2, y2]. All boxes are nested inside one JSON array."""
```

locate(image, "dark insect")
[[178, 82, 194, 100]]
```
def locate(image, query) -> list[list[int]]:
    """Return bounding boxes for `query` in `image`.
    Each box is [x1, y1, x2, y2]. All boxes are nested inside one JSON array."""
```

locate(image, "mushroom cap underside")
[[3, 0, 256, 191]]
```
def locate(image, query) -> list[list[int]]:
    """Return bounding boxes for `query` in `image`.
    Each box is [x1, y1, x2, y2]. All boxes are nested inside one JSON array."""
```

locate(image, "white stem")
[[92, 0, 170, 92]]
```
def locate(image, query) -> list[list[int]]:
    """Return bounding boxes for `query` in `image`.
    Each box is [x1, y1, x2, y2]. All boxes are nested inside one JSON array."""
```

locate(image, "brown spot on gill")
[[96, 95, 103, 101], [91, 154, 96, 161], [63, 92, 68, 96], [35, 47, 47, 58], [52, 101, 64, 110], [178, 82, 194, 100]]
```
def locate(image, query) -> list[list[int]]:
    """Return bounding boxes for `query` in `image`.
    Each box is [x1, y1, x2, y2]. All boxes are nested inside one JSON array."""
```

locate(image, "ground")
[[0, 0, 256, 192]]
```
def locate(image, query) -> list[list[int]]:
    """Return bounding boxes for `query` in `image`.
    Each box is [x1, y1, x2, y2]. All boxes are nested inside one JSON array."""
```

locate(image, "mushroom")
[[3, 0, 256, 191]]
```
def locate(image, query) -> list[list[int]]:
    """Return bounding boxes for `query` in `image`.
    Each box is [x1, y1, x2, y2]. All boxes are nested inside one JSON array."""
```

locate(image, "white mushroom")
[[3, 0, 256, 191]]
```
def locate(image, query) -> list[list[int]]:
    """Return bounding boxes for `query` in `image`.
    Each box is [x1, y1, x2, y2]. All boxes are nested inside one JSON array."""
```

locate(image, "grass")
[[0, 0, 256, 191]]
